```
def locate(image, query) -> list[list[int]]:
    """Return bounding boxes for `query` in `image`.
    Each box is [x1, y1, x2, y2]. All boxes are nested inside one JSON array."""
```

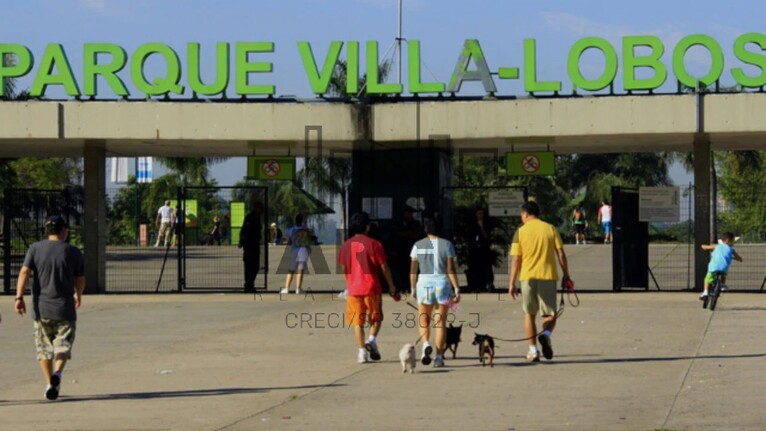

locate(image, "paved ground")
[[1, 289, 765, 431]]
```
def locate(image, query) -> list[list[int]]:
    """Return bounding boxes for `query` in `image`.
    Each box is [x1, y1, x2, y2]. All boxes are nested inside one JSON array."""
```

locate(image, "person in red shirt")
[[338, 212, 397, 363]]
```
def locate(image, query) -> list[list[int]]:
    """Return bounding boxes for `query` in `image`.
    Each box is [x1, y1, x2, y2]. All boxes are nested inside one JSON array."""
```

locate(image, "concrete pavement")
[[1, 290, 765, 431]]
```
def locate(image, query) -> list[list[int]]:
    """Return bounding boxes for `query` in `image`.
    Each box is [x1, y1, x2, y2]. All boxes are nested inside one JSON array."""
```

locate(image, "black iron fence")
[[648, 184, 766, 291]]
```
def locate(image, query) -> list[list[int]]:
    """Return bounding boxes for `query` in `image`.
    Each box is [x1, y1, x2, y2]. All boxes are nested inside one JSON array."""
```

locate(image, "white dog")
[[399, 343, 416, 373]]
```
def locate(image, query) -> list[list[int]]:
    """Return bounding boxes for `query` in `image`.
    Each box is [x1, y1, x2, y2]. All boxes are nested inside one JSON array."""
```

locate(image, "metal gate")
[[178, 186, 269, 291], [611, 186, 650, 291], [441, 186, 527, 292], [3, 188, 83, 293]]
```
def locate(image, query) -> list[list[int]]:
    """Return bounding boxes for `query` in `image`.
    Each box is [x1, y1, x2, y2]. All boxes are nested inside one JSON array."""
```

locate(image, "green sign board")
[[506, 152, 556, 176], [3, 33, 766, 98], [230, 201, 245, 245], [246, 156, 295, 181], [170, 199, 198, 226]]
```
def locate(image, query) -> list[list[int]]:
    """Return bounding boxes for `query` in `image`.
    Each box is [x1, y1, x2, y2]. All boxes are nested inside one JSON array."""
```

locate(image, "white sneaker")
[[279, 288, 289, 294], [295, 289, 302, 295], [357, 349, 369, 363], [699, 292, 709, 300], [338, 290, 348, 299], [526, 350, 540, 362], [433, 355, 445, 367], [720, 284, 728, 292]]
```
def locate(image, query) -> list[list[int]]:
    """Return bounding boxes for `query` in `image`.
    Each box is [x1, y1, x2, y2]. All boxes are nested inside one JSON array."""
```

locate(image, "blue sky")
[[3, 0, 756, 184]]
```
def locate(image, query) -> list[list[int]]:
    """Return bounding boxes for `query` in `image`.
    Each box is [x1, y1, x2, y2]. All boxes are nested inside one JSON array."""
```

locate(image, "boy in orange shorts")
[[338, 212, 397, 363]]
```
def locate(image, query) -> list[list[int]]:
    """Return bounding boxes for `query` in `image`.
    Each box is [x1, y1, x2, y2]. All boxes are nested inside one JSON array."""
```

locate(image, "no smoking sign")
[[247, 156, 295, 180], [262, 159, 281, 177], [521, 154, 541, 173], [506, 152, 555, 176]]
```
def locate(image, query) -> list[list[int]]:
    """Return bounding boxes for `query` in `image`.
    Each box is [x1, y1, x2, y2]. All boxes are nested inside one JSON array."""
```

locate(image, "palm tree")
[[301, 59, 392, 239], [157, 157, 228, 186]]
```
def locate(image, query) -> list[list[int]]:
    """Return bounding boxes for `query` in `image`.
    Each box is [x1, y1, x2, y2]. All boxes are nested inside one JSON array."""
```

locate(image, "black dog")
[[472, 333, 495, 367], [445, 323, 463, 359]]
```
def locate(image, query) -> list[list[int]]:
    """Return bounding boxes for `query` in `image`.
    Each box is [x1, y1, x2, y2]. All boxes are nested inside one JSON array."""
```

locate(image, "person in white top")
[[597, 200, 613, 244], [154, 200, 173, 247]]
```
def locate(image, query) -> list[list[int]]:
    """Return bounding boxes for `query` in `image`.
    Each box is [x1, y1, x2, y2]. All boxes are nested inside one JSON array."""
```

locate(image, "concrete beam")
[[2, 94, 766, 156]]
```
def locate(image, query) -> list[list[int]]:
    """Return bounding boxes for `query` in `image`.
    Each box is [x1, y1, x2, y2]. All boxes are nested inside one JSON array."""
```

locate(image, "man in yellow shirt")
[[509, 201, 570, 362]]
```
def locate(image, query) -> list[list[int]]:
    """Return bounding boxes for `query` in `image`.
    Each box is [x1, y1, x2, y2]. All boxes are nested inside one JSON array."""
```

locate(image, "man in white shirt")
[[155, 200, 173, 247], [597, 200, 613, 244]]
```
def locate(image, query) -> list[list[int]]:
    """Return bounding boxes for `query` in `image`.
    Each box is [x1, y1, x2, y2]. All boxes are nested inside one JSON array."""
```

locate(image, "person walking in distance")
[[15, 215, 85, 400], [281, 214, 312, 295], [338, 212, 397, 363], [210, 215, 222, 246], [468, 207, 495, 291], [509, 201, 571, 363], [154, 200, 173, 247], [597, 200, 613, 244], [239, 202, 263, 293], [571, 206, 588, 245]]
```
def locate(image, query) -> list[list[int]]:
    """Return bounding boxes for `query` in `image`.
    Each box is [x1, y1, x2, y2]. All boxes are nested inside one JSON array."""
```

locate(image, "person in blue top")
[[699, 232, 742, 300], [281, 214, 312, 294], [409, 218, 460, 368]]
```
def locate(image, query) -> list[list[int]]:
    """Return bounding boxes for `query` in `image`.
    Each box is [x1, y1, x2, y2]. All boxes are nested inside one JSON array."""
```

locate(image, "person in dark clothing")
[[210, 215, 222, 246], [15, 215, 85, 401], [392, 207, 423, 293], [239, 202, 263, 293], [467, 207, 495, 292]]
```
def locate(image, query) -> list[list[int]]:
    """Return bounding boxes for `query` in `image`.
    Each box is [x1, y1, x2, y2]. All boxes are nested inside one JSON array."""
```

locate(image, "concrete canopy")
[[2, 93, 766, 157]]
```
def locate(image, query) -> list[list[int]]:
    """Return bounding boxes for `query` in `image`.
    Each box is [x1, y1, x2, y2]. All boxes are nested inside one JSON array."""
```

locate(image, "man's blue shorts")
[[602, 221, 612, 234]]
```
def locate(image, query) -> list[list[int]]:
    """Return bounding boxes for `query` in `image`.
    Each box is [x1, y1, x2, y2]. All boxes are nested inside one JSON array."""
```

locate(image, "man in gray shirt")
[[15, 215, 85, 401]]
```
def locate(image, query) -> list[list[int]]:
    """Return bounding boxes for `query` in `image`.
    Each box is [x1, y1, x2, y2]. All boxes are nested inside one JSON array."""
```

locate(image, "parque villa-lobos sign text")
[[2, 34, 766, 98]]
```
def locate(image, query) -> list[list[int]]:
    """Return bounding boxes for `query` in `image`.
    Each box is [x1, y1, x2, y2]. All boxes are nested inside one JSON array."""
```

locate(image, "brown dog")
[[472, 333, 495, 367]]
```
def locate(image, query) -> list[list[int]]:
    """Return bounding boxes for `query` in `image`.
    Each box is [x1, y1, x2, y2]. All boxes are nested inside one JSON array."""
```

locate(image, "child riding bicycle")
[[699, 232, 742, 300]]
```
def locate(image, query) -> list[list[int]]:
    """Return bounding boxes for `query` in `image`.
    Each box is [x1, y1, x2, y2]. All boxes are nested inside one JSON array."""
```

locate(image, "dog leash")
[[493, 276, 580, 343]]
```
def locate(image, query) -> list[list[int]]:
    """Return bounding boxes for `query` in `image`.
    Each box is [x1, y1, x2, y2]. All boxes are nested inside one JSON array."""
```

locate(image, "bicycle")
[[702, 271, 723, 310]]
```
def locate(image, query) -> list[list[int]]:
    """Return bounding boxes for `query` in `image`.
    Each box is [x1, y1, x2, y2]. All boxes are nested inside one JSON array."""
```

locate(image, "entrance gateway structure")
[[3, 94, 766, 292]]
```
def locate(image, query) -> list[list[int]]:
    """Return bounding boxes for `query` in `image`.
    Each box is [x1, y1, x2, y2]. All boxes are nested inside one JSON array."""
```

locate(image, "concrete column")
[[84, 141, 107, 293], [693, 134, 711, 291]]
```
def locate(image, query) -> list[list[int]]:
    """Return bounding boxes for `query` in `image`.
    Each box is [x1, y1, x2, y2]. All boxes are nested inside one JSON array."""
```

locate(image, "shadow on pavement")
[[0, 383, 346, 406]]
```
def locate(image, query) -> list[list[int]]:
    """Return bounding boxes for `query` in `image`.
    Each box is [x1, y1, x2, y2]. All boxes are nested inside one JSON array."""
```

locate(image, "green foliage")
[[9, 158, 81, 189], [230, 180, 324, 227], [718, 151, 766, 241]]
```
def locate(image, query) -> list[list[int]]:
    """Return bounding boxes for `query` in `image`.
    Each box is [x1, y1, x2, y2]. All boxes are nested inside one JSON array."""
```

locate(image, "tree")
[[300, 58, 392, 239], [715, 151, 765, 241], [156, 157, 227, 186]]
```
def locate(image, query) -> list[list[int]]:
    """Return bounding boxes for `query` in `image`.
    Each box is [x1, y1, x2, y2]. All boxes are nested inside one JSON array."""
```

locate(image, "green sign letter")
[[0, 44, 33, 97], [31, 43, 80, 97], [408, 40, 445, 94], [130, 43, 184, 96], [524, 39, 562, 93], [189, 42, 230, 96], [298, 41, 343, 95], [346, 41, 359, 95], [366, 41, 402, 94], [83, 43, 128, 97], [447, 39, 496, 93], [623, 36, 667, 91], [568, 37, 618, 91], [732, 33, 766, 88], [672, 34, 724, 88], [235, 42, 275, 96]]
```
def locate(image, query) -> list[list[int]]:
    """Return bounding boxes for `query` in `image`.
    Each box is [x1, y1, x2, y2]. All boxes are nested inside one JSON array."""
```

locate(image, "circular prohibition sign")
[[520, 154, 541, 174], [262, 159, 281, 177]]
